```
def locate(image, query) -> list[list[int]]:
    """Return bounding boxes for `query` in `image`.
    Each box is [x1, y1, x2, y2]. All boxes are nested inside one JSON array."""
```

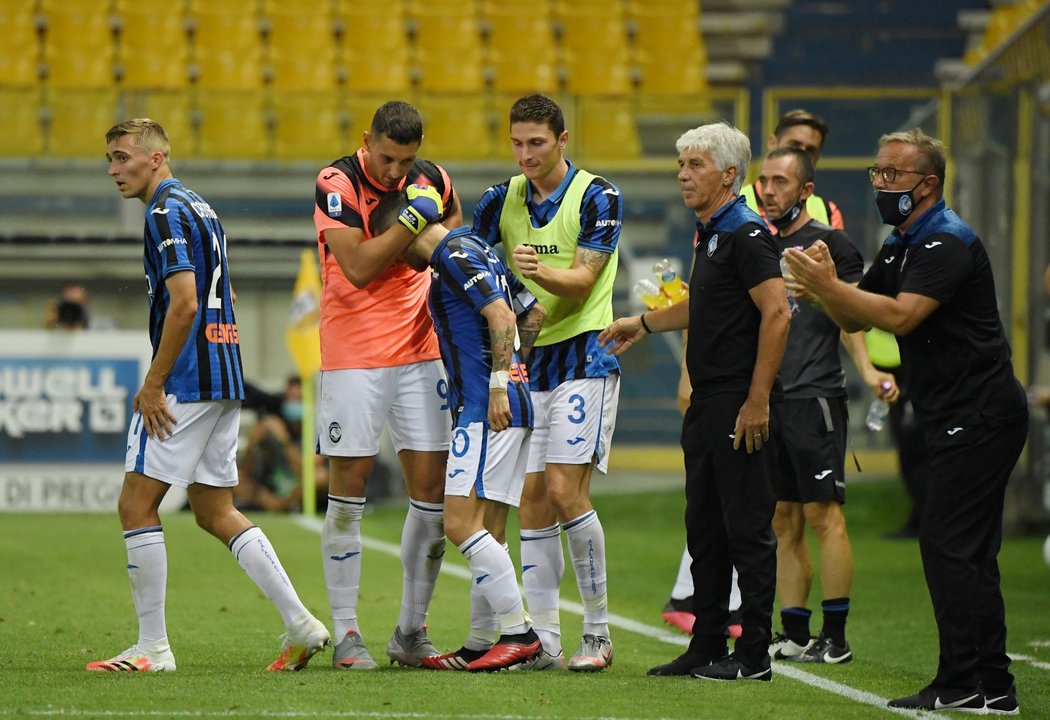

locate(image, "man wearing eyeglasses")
[[783, 128, 1027, 715]]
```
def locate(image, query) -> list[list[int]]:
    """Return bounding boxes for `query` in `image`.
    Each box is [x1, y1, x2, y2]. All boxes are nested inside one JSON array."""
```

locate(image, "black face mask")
[[874, 177, 926, 226], [769, 196, 804, 232]]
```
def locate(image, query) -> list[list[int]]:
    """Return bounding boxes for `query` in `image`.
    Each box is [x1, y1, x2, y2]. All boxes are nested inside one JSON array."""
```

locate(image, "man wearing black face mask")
[[783, 128, 1028, 715], [761, 147, 897, 665]]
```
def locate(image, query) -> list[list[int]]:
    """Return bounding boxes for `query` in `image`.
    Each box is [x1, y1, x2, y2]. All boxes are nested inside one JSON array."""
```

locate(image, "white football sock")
[[564, 510, 609, 637], [322, 495, 365, 639], [229, 526, 307, 627], [124, 526, 168, 648], [672, 547, 694, 600], [397, 499, 445, 634], [460, 530, 528, 635], [465, 580, 498, 652], [520, 523, 563, 653]]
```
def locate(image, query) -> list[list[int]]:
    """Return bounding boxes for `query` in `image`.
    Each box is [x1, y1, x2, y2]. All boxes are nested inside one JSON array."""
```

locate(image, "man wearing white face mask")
[[783, 128, 1028, 715]]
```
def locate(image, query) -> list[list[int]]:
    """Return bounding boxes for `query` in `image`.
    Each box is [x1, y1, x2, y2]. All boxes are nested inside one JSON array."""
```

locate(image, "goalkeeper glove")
[[398, 184, 444, 236]]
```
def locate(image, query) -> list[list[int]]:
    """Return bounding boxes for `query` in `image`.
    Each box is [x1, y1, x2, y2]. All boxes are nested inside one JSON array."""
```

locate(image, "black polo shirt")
[[858, 199, 1026, 429], [778, 221, 863, 398], [687, 195, 784, 399]]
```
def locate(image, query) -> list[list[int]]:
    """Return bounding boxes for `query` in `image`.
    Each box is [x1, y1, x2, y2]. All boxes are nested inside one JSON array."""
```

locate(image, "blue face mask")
[[281, 400, 304, 423]]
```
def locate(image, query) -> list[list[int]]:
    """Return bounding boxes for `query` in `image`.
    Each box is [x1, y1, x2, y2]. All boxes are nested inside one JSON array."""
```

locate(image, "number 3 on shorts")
[[567, 393, 586, 424]]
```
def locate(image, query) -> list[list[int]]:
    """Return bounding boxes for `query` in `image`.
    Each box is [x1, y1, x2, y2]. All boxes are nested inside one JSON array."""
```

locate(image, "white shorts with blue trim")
[[445, 423, 531, 507], [124, 396, 240, 488], [526, 375, 620, 475], [317, 361, 451, 457]]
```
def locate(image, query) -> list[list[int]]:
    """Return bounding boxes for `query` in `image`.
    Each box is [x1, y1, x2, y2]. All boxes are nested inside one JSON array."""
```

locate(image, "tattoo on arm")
[[517, 305, 546, 358], [490, 326, 515, 371], [577, 248, 610, 277]]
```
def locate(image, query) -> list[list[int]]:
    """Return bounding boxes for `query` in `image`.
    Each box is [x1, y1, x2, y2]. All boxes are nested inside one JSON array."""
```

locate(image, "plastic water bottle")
[[633, 278, 671, 310], [652, 258, 689, 304], [865, 381, 892, 432], [780, 256, 800, 315]]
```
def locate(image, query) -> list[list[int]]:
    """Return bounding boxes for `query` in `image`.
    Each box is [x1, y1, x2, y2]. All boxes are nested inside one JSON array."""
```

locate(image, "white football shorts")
[[124, 396, 240, 488], [445, 423, 531, 507], [526, 375, 620, 475], [317, 361, 451, 457]]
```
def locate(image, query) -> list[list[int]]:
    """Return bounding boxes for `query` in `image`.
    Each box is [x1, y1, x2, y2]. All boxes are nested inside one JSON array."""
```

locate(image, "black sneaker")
[[647, 650, 713, 677], [984, 686, 1019, 716], [691, 653, 772, 682], [887, 686, 984, 713], [796, 634, 852, 664]]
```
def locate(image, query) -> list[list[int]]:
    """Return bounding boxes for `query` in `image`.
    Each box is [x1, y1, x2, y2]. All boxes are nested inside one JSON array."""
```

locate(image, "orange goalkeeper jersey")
[[312, 148, 456, 370]]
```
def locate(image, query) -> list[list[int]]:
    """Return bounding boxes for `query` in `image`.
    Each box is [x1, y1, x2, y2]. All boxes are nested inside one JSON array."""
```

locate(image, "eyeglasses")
[[867, 166, 928, 183]]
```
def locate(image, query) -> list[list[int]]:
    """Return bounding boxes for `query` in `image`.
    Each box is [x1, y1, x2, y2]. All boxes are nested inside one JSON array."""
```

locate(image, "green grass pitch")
[[1, 475, 1048, 719]]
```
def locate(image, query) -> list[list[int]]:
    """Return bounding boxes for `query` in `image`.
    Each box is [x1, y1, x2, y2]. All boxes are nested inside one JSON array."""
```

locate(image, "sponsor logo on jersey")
[[327, 192, 342, 217], [204, 323, 239, 344], [150, 207, 170, 215], [462, 271, 492, 291], [524, 243, 559, 255], [156, 237, 187, 252], [594, 219, 620, 227], [924, 241, 943, 249], [814, 469, 833, 480]]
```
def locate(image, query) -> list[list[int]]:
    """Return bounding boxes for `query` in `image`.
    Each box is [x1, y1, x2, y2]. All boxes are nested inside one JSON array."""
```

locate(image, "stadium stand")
[[336, 1, 412, 93], [0, 87, 44, 157], [0, 0, 41, 88], [554, 0, 633, 95], [415, 95, 497, 162], [45, 88, 120, 157], [116, 0, 190, 90], [264, 3, 338, 92], [629, 0, 709, 96], [482, 0, 559, 94], [190, 4, 265, 90], [41, 0, 115, 88], [574, 97, 642, 161], [195, 90, 270, 160], [271, 91, 345, 162], [124, 90, 196, 158], [409, 0, 486, 93]]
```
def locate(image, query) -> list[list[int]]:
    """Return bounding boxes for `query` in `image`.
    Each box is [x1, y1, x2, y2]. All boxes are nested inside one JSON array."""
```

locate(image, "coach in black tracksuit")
[[600, 122, 790, 681], [784, 128, 1028, 714]]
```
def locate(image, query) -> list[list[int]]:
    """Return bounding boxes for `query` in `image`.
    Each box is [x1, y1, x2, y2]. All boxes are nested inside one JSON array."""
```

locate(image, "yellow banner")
[[286, 249, 322, 378]]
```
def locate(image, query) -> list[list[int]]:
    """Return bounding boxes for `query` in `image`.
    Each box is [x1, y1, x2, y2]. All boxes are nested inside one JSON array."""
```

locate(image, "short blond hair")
[[105, 118, 171, 159], [879, 127, 945, 184]]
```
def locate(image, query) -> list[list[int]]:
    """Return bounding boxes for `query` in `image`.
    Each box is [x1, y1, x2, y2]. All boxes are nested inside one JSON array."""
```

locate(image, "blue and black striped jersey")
[[142, 178, 244, 402], [428, 228, 536, 428]]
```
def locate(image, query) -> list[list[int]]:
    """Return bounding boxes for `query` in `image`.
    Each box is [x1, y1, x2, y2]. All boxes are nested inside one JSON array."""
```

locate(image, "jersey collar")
[[525, 159, 577, 207]]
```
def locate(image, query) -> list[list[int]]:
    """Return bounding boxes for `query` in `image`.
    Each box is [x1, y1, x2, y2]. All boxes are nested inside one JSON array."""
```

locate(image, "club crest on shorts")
[[328, 422, 342, 444], [707, 234, 719, 257]]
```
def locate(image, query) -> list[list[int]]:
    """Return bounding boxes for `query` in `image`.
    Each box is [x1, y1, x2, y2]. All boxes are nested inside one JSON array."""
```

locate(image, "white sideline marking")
[[295, 517, 919, 717], [1011, 653, 1050, 671]]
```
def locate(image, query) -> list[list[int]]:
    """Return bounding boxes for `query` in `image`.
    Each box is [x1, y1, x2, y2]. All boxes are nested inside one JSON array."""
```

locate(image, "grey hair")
[[675, 122, 751, 193], [879, 127, 946, 185]]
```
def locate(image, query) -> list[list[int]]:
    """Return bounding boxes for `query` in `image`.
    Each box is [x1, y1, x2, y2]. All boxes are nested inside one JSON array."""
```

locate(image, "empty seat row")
[[0, 0, 706, 95], [0, 87, 643, 163]]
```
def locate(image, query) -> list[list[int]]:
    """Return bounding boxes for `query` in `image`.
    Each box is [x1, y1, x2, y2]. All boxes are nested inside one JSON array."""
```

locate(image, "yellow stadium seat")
[[336, 2, 411, 93], [416, 95, 496, 162], [629, 2, 707, 96], [41, 3, 116, 88], [344, 96, 390, 150], [0, 0, 41, 87], [265, 6, 338, 92], [410, 6, 485, 93], [555, 2, 631, 95], [0, 87, 44, 156], [196, 90, 270, 159], [483, 1, 558, 94], [575, 97, 641, 162], [191, 7, 264, 89], [117, 7, 190, 89], [45, 88, 120, 157], [272, 92, 345, 162], [123, 91, 196, 158]]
